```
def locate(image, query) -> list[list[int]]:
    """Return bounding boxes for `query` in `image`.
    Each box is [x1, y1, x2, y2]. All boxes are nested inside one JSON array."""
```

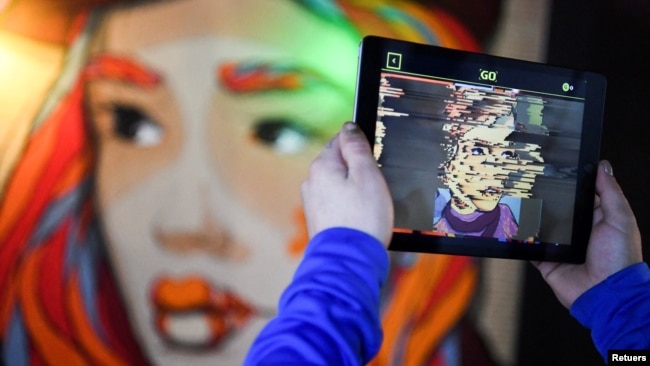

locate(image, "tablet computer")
[[353, 36, 606, 263]]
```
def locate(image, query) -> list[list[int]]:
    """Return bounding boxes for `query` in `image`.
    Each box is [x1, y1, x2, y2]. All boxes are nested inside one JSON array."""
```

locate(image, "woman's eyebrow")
[[83, 54, 162, 88], [217, 61, 327, 93]]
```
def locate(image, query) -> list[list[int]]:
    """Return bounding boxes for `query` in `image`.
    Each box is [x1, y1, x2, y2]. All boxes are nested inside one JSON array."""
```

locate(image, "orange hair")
[[0, 52, 149, 366]]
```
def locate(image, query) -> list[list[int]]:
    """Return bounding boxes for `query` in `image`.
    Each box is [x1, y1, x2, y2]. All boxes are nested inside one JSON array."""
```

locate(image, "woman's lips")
[[151, 276, 255, 348]]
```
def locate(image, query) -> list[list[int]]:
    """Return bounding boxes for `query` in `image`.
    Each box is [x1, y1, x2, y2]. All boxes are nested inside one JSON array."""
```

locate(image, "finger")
[[592, 181, 603, 223], [338, 122, 379, 178], [531, 260, 557, 279], [592, 194, 604, 225], [308, 132, 346, 180], [596, 160, 634, 223]]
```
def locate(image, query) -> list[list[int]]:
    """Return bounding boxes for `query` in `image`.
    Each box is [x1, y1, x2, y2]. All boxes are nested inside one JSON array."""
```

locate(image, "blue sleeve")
[[244, 227, 390, 366], [570, 262, 650, 360]]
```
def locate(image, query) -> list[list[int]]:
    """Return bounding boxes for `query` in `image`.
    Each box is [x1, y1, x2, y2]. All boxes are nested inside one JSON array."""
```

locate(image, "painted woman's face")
[[86, 0, 357, 364]]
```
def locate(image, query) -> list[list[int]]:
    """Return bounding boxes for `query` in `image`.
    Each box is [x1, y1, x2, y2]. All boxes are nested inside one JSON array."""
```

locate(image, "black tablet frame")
[[353, 36, 606, 263]]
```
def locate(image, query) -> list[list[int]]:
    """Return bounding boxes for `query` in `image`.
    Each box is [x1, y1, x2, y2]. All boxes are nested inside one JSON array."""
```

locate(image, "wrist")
[[570, 262, 650, 359]]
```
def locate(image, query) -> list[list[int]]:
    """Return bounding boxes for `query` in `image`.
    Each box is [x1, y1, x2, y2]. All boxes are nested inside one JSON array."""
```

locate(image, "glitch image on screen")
[[374, 71, 586, 245]]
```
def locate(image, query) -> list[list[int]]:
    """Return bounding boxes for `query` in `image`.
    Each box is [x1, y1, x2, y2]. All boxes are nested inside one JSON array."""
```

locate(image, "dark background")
[[518, 1, 650, 365]]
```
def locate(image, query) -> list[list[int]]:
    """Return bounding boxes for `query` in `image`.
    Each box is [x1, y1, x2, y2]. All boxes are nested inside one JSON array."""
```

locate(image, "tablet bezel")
[[353, 36, 606, 263]]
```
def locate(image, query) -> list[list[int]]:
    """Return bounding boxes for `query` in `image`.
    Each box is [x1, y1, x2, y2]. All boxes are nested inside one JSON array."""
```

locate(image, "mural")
[[0, 0, 504, 365]]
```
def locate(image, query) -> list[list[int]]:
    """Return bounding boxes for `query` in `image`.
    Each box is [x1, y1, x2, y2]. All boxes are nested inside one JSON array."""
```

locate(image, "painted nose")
[[154, 208, 249, 261], [153, 154, 250, 261]]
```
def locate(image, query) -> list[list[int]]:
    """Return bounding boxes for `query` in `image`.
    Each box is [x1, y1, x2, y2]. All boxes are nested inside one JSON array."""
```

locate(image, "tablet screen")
[[354, 36, 606, 262]]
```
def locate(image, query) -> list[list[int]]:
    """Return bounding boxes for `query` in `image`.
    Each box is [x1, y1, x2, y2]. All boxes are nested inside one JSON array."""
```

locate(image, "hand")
[[300, 122, 394, 247], [533, 160, 643, 308]]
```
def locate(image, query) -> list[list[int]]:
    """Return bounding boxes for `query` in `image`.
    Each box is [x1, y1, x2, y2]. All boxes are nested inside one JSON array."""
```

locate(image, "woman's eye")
[[113, 105, 163, 147], [471, 147, 486, 156], [252, 119, 309, 154], [501, 150, 518, 159]]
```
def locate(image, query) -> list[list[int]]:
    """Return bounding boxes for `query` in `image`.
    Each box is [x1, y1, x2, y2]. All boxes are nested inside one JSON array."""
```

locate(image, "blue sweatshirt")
[[571, 262, 650, 360], [244, 228, 389, 365], [245, 227, 650, 364]]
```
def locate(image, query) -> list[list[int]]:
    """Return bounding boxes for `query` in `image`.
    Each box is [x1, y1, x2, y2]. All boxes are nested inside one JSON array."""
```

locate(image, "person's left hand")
[[533, 160, 643, 308]]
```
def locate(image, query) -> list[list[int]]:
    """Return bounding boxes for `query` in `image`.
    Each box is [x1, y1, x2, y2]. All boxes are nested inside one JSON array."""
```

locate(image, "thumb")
[[338, 122, 377, 176]]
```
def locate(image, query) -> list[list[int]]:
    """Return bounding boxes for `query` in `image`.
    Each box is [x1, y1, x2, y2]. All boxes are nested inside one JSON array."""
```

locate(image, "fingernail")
[[601, 160, 614, 176], [343, 122, 359, 134]]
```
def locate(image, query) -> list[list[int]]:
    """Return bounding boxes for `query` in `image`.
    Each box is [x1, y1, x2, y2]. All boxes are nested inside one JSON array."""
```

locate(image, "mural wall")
[[0, 1, 508, 365]]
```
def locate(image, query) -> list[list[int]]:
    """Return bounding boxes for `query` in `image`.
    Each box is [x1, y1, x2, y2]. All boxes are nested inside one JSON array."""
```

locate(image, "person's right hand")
[[300, 122, 394, 247], [533, 160, 643, 308]]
